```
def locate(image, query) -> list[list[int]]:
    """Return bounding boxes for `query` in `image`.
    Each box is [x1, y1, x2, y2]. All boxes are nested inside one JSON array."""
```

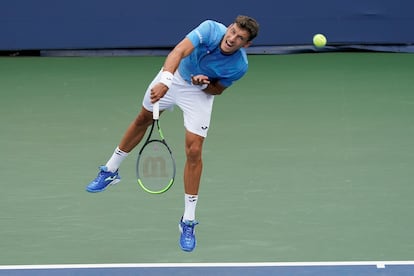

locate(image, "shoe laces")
[[94, 166, 109, 182], [182, 220, 198, 237]]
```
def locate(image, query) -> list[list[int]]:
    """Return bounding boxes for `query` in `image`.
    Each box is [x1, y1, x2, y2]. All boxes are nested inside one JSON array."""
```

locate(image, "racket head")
[[136, 139, 176, 194]]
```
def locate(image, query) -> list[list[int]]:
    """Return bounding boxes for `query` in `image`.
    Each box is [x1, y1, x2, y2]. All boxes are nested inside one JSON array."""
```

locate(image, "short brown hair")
[[234, 15, 259, 41]]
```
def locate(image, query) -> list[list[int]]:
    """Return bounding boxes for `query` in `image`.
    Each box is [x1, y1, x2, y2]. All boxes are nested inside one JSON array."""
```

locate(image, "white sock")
[[105, 146, 129, 173], [183, 194, 198, 221]]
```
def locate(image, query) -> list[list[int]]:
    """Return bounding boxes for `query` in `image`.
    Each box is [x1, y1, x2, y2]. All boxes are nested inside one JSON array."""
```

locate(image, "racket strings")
[[137, 140, 175, 193]]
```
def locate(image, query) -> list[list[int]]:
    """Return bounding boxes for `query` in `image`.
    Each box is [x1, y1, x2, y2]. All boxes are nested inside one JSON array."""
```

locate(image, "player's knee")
[[185, 144, 202, 162]]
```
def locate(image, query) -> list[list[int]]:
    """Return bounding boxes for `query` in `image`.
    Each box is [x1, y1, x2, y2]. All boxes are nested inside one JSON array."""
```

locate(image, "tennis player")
[[86, 15, 259, 252]]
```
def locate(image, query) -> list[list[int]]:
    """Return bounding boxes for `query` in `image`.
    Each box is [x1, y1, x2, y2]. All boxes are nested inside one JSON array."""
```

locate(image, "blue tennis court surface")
[[1, 261, 414, 275]]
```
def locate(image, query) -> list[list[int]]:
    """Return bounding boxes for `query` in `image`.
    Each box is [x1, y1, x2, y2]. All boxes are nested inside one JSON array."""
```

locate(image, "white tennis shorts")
[[142, 69, 215, 138]]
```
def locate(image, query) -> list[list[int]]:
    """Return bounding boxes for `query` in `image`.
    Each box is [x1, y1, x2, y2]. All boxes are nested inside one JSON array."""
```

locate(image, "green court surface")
[[0, 53, 413, 265]]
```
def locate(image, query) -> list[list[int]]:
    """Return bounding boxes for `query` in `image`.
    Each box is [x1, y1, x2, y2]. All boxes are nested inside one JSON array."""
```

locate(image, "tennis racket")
[[136, 102, 176, 194]]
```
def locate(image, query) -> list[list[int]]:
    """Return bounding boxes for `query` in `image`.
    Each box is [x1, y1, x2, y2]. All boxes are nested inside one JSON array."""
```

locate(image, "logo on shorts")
[[201, 126, 208, 130]]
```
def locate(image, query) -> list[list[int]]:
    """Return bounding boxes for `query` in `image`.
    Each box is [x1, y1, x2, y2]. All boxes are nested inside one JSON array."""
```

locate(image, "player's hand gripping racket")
[[136, 102, 176, 194]]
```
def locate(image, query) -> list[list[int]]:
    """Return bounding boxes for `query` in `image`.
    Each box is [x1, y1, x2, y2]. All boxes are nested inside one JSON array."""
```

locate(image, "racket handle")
[[153, 101, 160, 120]]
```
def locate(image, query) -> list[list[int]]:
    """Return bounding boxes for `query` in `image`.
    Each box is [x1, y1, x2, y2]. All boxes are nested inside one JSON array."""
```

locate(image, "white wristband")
[[159, 71, 174, 88]]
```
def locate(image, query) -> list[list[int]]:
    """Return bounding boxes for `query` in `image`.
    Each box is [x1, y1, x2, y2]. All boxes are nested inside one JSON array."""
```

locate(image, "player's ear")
[[243, 41, 253, 48]]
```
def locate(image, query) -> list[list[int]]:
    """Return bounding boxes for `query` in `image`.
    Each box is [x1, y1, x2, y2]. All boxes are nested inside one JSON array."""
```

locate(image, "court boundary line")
[[1, 261, 414, 270]]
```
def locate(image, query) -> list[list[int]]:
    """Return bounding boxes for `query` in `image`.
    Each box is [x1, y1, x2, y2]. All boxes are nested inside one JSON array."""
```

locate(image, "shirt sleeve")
[[186, 20, 214, 47]]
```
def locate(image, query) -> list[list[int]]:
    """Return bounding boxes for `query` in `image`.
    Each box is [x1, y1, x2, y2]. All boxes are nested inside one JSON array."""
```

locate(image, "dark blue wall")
[[1, 0, 413, 50]]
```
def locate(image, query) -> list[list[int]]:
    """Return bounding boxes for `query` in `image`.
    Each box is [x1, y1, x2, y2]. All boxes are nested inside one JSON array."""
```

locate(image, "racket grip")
[[153, 101, 160, 120]]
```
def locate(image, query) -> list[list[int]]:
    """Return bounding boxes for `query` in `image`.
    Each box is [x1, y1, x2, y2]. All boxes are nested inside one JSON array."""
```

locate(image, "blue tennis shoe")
[[86, 166, 121, 193], [179, 217, 199, 252]]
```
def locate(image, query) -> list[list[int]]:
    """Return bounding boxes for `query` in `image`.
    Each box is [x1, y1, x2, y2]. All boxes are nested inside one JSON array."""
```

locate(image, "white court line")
[[0, 261, 414, 270]]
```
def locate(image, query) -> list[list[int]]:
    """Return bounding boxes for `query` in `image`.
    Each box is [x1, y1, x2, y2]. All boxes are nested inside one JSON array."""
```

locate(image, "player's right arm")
[[163, 38, 194, 74], [150, 38, 195, 103]]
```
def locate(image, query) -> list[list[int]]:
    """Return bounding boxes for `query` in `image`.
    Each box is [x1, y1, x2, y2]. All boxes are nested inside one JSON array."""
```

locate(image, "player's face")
[[220, 23, 252, 54]]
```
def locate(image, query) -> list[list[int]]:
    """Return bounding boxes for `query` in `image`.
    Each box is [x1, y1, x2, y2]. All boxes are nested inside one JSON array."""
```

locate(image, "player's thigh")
[[179, 89, 214, 138], [142, 70, 176, 112]]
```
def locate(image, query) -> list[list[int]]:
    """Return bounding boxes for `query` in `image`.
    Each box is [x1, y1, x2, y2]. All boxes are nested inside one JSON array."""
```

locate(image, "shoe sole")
[[86, 178, 121, 193]]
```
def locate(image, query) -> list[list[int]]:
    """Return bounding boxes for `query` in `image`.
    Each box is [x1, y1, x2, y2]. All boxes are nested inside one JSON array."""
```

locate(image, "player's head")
[[234, 15, 259, 42], [220, 15, 259, 54]]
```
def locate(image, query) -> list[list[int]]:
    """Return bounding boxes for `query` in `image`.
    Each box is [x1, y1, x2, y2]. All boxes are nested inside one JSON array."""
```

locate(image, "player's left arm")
[[203, 80, 227, 95], [191, 75, 227, 95]]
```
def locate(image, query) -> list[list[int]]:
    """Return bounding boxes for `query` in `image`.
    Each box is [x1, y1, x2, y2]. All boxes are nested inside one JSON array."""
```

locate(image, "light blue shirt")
[[178, 20, 249, 88]]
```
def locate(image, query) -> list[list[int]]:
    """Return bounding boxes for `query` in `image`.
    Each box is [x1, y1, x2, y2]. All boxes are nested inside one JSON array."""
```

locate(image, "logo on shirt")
[[195, 30, 203, 44], [201, 126, 208, 130]]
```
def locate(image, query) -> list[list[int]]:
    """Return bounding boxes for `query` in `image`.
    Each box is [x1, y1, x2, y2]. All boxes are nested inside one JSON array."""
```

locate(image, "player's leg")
[[183, 131, 204, 196], [179, 87, 214, 219], [118, 107, 153, 153], [182, 131, 204, 222], [176, 77, 214, 251], [85, 107, 153, 193], [86, 70, 167, 193], [179, 130, 203, 251]]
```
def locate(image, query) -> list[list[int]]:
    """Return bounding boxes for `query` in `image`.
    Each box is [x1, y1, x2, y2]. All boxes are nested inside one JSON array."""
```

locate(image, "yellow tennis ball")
[[313, 34, 327, 48]]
